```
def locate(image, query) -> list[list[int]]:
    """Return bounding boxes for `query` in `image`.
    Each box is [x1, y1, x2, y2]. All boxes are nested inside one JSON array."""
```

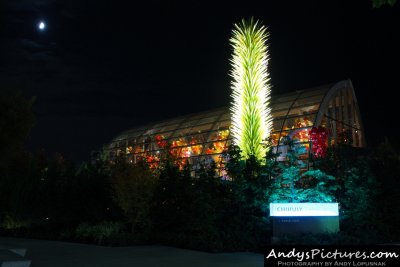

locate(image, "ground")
[[0, 237, 263, 267]]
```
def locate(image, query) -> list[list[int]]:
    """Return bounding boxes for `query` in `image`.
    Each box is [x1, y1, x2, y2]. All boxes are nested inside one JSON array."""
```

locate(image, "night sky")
[[1, 0, 399, 163]]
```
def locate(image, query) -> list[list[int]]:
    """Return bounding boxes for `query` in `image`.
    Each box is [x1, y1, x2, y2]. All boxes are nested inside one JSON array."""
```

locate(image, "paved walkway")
[[0, 237, 263, 267]]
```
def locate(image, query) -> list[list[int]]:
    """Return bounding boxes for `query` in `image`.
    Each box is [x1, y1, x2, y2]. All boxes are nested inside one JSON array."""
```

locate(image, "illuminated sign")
[[270, 203, 339, 217]]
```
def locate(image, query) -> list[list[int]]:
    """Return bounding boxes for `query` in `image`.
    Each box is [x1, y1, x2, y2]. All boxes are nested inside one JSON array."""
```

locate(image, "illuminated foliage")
[[268, 139, 338, 203], [230, 18, 272, 161]]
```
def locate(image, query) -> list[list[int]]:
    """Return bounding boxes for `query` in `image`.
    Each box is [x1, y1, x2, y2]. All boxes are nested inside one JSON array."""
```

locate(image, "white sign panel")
[[270, 203, 339, 217]]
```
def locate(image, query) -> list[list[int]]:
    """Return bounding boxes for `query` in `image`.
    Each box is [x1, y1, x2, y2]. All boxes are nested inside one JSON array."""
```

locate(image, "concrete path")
[[0, 237, 263, 267]]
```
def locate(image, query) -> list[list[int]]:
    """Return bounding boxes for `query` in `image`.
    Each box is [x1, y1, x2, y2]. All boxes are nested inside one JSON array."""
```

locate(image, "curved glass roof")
[[107, 79, 365, 174]]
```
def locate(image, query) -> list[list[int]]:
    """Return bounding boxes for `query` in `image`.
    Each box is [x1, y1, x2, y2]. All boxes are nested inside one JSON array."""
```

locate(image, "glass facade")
[[107, 80, 365, 176]]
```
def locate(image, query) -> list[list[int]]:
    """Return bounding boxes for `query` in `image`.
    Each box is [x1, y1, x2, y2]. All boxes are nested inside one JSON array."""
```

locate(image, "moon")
[[38, 21, 46, 31]]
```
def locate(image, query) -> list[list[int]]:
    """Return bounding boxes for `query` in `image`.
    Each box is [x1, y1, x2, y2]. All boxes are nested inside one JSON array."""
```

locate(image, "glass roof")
[[108, 80, 365, 172]]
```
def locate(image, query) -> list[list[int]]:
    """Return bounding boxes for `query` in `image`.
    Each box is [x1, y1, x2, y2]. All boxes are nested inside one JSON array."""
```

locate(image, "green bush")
[[312, 142, 400, 244], [1, 213, 30, 230], [75, 221, 123, 245], [150, 157, 264, 252], [111, 158, 157, 234]]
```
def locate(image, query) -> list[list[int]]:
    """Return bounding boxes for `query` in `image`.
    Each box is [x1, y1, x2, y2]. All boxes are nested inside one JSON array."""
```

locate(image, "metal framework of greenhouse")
[[107, 79, 365, 177]]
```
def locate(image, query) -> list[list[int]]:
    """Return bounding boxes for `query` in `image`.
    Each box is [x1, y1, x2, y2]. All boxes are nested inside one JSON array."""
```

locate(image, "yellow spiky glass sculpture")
[[230, 18, 272, 161]]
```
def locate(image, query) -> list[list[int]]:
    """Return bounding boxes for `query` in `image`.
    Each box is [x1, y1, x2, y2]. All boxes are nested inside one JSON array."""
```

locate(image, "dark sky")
[[1, 0, 399, 163]]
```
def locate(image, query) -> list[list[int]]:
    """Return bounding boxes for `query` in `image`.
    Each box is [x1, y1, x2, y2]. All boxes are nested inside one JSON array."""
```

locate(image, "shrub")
[[75, 221, 123, 245], [1, 213, 30, 230], [111, 158, 157, 234]]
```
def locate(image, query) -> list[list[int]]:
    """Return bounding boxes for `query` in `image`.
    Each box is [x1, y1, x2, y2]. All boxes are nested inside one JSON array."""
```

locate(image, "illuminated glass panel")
[[204, 141, 227, 154], [270, 131, 281, 146], [272, 109, 290, 119], [299, 87, 329, 98], [189, 145, 203, 156], [219, 112, 231, 121], [156, 124, 179, 132], [186, 133, 208, 144], [272, 102, 295, 113], [196, 116, 220, 125], [292, 95, 324, 107], [273, 93, 299, 104], [288, 105, 319, 116], [276, 131, 289, 145], [178, 120, 198, 129], [170, 137, 188, 148], [189, 123, 213, 133], [207, 129, 230, 142], [212, 120, 230, 130], [272, 119, 284, 131], [283, 115, 315, 130]]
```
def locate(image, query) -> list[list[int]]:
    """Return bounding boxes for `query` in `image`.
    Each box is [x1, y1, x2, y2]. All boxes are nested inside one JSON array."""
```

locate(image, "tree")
[[0, 90, 34, 163], [75, 150, 117, 223], [313, 143, 386, 242], [268, 139, 338, 203], [111, 158, 157, 233], [230, 18, 272, 161], [372, 0, 398, 8], [0, 90, 35, 225], [223, 144, 272, 250]]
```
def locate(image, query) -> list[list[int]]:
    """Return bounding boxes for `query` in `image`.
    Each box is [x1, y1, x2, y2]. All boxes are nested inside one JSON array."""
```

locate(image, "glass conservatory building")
[[107, 79, 365, 176]]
